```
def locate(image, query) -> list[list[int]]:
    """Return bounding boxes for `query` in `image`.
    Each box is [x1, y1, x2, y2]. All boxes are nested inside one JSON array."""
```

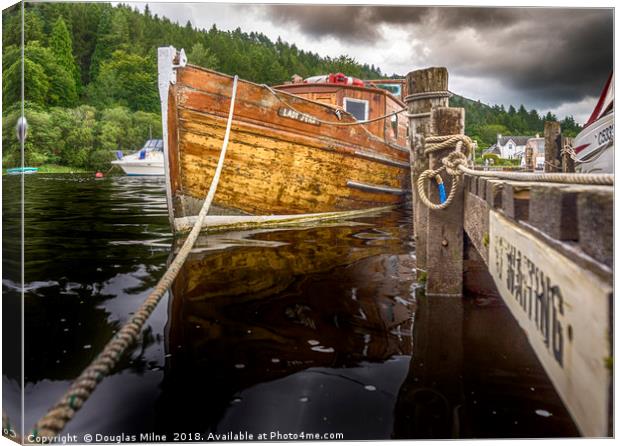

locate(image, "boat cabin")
[[142, 139, 164, 152], [275, 75, 409, 149]]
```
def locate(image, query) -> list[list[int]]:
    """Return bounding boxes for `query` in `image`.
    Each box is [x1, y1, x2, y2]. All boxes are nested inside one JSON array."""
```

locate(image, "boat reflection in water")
[[157, 212, 416, 439]]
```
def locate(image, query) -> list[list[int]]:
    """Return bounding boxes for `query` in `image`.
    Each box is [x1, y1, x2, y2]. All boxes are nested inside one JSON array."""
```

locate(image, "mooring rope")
[[415, 135, 474, 210], [416, 134, 614, 210], [32, 75, 240, 440], [403, 90, 452, 102]]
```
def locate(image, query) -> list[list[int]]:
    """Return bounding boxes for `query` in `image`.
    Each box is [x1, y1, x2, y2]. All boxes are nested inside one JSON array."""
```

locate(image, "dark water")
[[2, 174, 579, 441]]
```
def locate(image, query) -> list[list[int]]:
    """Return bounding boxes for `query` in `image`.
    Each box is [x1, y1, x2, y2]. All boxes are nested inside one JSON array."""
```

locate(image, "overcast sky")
[[131, 2, 613, 124]]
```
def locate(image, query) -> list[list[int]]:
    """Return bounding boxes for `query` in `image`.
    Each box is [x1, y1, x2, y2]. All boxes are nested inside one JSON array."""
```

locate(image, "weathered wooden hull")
[[160, 53, 410, 229]]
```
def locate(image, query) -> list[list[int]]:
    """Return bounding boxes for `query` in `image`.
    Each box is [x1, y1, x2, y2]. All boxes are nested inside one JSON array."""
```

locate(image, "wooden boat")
[[157, 47, 410, 232]]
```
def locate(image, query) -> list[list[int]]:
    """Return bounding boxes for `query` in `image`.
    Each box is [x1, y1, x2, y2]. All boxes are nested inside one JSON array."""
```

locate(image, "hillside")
[[450, 95, 581, 150]]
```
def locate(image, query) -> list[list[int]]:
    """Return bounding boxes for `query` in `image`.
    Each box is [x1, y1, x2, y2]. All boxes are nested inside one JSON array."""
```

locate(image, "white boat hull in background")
[[112, 140, 165, 176], [573, 111, 614, 174], [112, 159, 164, 176]]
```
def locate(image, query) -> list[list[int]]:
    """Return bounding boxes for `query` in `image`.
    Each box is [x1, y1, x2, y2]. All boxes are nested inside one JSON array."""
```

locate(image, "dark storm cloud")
[[261, 5, 613, 107], [262, 6, 532, 43]]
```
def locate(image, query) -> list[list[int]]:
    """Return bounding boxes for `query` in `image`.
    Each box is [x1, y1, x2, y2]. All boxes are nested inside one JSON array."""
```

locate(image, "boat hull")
[[111, 160, 164, 176], [573, 110, 614, 174], [161, 58, 410, 227]]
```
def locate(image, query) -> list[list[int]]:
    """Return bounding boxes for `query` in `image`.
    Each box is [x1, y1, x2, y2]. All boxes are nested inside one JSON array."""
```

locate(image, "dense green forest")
[[451, 96, 582, 152], [2, 2, 581, 169]]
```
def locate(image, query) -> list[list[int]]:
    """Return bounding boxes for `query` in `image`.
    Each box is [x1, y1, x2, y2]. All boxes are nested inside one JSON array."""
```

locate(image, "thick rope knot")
[[424, 134, 474, 157], [416, 134, 473, 210], [442, 151, 468, 176]]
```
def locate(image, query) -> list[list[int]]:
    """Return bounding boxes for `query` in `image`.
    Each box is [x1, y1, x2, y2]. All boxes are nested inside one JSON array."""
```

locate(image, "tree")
[[24, 41, 78, 106], [89, 50, 159, 112], [22, 107, 62, 165], [50, 105, 97, 167], [560, 115, 582, 137], [89, 8, 129, 80], [2, 48, 51, 108], [49, 16, 81, 93], [187, 42, 219, 69], [478, 124, 509, 147]]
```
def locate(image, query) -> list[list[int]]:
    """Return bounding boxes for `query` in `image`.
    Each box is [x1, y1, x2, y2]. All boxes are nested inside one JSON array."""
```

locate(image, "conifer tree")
[[89, 8, 129, 81], [50, 16, 81, 94]]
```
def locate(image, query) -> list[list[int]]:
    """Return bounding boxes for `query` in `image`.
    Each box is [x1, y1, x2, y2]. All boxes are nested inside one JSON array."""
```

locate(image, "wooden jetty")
[[405, 68, 613, 437]]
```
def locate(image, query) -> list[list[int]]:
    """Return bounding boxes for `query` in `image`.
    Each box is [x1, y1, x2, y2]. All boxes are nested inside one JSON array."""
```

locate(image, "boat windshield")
[[142, 139, 164, 151], [374, 83, 402, 98]]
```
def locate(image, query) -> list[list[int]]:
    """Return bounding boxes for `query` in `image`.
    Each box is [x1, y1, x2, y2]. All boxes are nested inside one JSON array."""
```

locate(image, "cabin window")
[[344, 98, 369, 121]]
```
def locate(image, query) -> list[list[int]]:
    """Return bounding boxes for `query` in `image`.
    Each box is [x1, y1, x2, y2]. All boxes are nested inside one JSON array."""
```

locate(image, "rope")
[[32, 75, 240, 440], [406, 112, 431, 119], [561, 143, 578, 161], [262, 84, 408, 126], [459, 164, 613, 184], [416, 134, 614, 210], [415, 135, 474, 210], [404, 90, 452, 103]]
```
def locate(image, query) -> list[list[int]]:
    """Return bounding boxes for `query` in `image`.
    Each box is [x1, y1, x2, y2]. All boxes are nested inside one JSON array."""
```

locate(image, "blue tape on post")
[[438, 183, 447, 204]]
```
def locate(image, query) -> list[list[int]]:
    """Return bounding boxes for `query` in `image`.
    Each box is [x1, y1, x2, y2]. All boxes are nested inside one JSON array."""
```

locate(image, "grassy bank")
[[3, 164, 92, 174], [37, 164, 91, 173]]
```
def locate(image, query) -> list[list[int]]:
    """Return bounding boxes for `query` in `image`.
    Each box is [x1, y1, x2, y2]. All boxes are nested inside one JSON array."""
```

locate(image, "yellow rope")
[[32, 75, 240, 440]]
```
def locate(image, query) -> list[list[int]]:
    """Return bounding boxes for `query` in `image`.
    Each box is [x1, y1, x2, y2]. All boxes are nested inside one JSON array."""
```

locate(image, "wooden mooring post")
[[561, 135, 575, 173], [405, 67, 449, 274], [544, 120, 562, 172], [425, 107, 465, 296]]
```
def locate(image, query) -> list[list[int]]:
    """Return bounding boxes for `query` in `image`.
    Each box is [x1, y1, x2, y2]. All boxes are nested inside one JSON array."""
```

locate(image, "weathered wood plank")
[[406, 67, 449, 273], [426, 107, 464, 296], [489, 211, 611, 437], [485, 179, 503, 209], [464, 191, 490, 264], [502, 183, 530, 221], [177, 82, 407, 160], [464, 234, 497, 296], [175, 104, 406, 215], [577, 189, 613, 267], [167, 85, 183, 215], [476, 177, 487, 200], [529, 186, 578, 241]]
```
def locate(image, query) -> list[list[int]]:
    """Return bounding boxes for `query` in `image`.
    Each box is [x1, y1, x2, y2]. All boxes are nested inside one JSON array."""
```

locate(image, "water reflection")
[[157, 215, 417, 438], [2, 174, 579, 440]]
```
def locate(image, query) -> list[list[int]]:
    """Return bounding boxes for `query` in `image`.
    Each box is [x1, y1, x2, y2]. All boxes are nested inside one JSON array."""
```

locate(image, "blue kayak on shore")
[[5, 167, 39, 175]]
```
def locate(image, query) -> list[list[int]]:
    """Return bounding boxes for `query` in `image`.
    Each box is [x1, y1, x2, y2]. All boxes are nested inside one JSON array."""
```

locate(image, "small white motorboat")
[[112, 139, 164, 176], [573, 73, 614, 174]]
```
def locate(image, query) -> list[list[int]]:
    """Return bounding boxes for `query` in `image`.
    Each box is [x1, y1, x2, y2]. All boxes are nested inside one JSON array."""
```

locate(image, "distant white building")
[[496, 134, 530, 159]]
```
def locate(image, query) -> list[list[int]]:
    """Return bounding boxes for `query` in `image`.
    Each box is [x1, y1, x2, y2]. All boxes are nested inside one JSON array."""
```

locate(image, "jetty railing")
[[405, 67, 613, 437]]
